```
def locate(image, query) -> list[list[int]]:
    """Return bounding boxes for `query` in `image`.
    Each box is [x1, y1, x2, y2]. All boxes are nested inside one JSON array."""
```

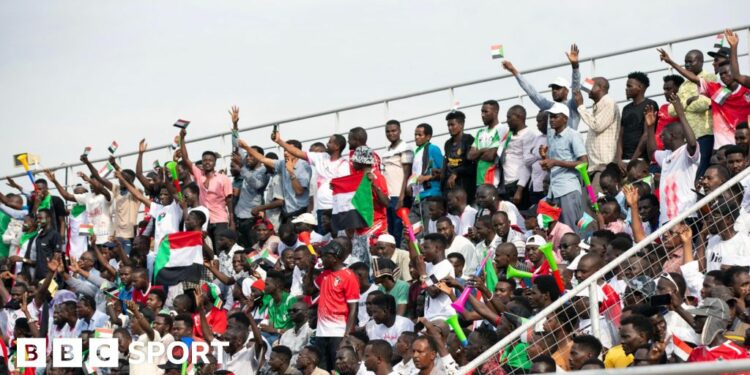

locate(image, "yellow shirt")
[[604, 344, 634, 368]]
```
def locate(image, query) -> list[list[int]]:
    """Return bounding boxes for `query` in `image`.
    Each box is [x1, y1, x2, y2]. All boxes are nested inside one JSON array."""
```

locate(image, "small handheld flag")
[[173, 119, 190, 129], [490, 44, 504, 59], [83, 146, 92, 157], [577, 212, 595, 231], [581, 78, 595, 93], [714, 33, 728, 49], [79, 223, 94, 236], [107, 141, 118, 154]]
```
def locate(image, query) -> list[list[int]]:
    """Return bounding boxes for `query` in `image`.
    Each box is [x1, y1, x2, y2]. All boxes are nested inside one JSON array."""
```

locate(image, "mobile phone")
[[271, 124, 278, 141], [649, 294, 671, 306]]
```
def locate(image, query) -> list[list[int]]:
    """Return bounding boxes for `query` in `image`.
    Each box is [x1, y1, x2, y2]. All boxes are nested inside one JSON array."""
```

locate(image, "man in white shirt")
[[435, 217, 478, 275], [363, 339, 399, 375], [445, 188, 476, 236], [365, 294, 414, 347], [382, 120, 414, 246], [501, 105, 540, 210], [705, 197, 750, 271], [419, 234, 457, 322], [524, 111, 549, 204]]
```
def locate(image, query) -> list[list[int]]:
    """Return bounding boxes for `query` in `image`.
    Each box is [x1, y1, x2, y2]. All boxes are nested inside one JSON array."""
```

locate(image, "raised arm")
[[135, 139, 156, 192], [91, 235, 118, 277], [127, 300, 155, 341], [725, 29, 750, 88], [644, 104, 658, 161], [204, 260, 236, 285], [43, 169, 76, 202], [623, 185, 646, 242], [670, 93, 697, 154], [238, 139, 276, 171], [272, 132, 308, 161], [230, 106, 240, 153], [114, 170, 150, 207], [80, 154, 113, 191], [574, 90, 618, 133], [502, 60, 554, 110], [657, 48, 699, 84], [178, 129, 194, 171], [78, 172, 111, 202]]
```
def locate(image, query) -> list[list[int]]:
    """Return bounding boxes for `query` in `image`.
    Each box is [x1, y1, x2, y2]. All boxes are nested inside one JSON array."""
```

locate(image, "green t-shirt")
[[379, 279, 409, 305], [472, 127, 501, 185], [0, 211, 10, 258], [261, 292, 297, 330], [500, 342, 532, 370]]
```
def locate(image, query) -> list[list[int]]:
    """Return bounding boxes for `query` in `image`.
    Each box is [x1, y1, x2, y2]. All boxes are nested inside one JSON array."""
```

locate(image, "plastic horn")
[[539, 242, 565, 293], [451, 249, 495, 313], [165, 161, 183, 201], [506, 265, 533, 280], [297, 231, 317, 256], [575, 163, 599, 212], [16, 154, 38, 192], [446, 314, 469, 347], [396, 207, 421, 255]]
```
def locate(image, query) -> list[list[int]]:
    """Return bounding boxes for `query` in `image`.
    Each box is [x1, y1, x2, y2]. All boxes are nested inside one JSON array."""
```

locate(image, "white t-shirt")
[[428, 214, 460, 235], [381, 141, 415, 199], [457, 206, 477, 236], [74, 193, 112, 245], [149, 201, 183, 251], [424, 260, 456, 321], [503, 127, 538, 184], [498, 200, 526, 231], [365, 316, 415, 346], [358, 284, 380, 327], [446, 235, 479, 276], [306, 152, 351, 210], [655, 144, 699, 224], [706, 232, 750, 272]]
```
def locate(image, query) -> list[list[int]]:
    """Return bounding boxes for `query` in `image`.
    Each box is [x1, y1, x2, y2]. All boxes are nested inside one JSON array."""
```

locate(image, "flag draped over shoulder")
[[330, 172, 374, 231], [153, 231, 203, 286]]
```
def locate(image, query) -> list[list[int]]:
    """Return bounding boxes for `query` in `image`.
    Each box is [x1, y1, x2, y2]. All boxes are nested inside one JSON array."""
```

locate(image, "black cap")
[[708, 47, 730, 59], [158, 361, 183, 370]]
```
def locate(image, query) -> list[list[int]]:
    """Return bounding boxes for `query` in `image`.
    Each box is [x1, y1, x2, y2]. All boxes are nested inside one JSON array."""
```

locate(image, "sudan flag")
[[330, 171, 374, 231], [153, 231, 203, 286]]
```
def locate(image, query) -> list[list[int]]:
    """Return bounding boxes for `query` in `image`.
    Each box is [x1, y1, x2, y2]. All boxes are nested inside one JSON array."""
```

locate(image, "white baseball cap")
[[548, 77, 570, 88], [291, 213, 317, 226], [526, 235, 546, 247], [545, 102, 570, 118]]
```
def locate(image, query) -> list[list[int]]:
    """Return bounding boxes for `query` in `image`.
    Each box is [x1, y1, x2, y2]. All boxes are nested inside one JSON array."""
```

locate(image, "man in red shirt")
[[131, 268, 163, 306], [687, 298, 749, 367], [655, 75, 685, 152], [350, 146, 389, 267], [192, 282, 227, 339], [304, 241, 360, 371]]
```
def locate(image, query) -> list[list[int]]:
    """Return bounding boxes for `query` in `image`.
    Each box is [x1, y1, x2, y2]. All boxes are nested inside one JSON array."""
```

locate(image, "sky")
[[1, 0, 748, 191]]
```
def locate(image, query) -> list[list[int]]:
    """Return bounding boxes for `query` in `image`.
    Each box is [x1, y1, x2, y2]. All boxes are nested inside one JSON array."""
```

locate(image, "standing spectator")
[[502, 105, 539, 210], [525, 111, 549, 204], [574, 77, 620, 181], [659, 48, 750, 150], [616, 72, 659, 167], [255, 152, 285, 231], [468, 100, 507, 186], [662, 49, 717, 178], [6, 177, 67, 238], [442, 111, 476, 203], [502, 44, 582, 130], [180, 129, 234, 242], [381, 120, 414, 246], [80, 154, 141, 254], [407, 123, 444, 228], [233, 144, 270, 248], [539, 103, 588, 231], [273, 132, 349, 233], [239, 138, 312, 225], [304, 241, 359, 371], [655, 75, 685, 154], [646, 95, 698, 225]]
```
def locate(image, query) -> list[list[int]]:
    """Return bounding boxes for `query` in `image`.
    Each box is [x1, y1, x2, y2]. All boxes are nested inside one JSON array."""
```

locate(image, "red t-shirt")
[[656, 103, 680, 152], [688, 340, 749, 373], [132, 285, 163, 306], [192, 307, 228, 339], [314, 268, 360, 337], [700, 79, 750, 149]]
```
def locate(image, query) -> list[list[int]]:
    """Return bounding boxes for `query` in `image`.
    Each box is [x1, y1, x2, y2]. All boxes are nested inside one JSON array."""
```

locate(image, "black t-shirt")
[[620, 98, 659, 160], [442, 134, 477, 196], [49, 195, 67, 231]]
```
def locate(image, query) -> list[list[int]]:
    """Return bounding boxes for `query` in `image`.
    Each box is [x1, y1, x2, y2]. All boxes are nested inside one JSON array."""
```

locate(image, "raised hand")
[[623, 184, 639, 208], [566, 44, 580, 65], [80, 154, 89, 163], [501, 60, 518, 76], [676, 223, 693, 245], [69, 256, 81, 274], [44, 169, 56, 182], [229, 106, 240, 126], [725, 28, 739, 47], [667, 92, 684, 113], [573, 90, 584, 106], [272, 130, 281, 144], [6, 177, 20, 190], [138, 139, 147, 154], [657, 48, 673, 64], [47, 257, 60, 275], [237, 139, 249, 149], [644, 104, 657, 128]]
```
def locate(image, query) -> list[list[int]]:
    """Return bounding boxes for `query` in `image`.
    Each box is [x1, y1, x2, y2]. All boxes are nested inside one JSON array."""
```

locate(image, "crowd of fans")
[[1, 29, 750, 375]]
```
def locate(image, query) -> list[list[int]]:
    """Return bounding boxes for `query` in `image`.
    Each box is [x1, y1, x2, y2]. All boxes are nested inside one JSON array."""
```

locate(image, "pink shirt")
[[191, 164, 233, 224]]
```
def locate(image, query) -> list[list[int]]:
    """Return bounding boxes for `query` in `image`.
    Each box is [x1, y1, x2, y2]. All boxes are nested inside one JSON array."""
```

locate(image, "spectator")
[[261, 346, 303, 375], [617, 72, 659, 166], [568, 334, 603, 371], [468, 100, 507, 186], [525, 111, 550, 204], [373, 234, 411, 282], [436, 216, 479, 275], [372, 258, 409, 316], [445, 187, 477, 236], [655, 75, 685, 154], [407, 123, 444, 228], [687, 298, 749, 363], [442, 111, 477, 204], [574, 77, 621, 180], [382, 120, 414, 246], [296, 346, 329, 375], [233, 144, 270, 248], [364, 294, 414, 346]]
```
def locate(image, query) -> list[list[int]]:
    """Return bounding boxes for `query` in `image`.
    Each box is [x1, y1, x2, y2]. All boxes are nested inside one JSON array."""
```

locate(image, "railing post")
[[668, 42, 674, 74], [384, 101, 390, 122], [335, 111, 341, 134], [591, 58, 596, 77], [64, 166, 69, 189], [589, 282, 600, 338], [449, 87, 455, 109]]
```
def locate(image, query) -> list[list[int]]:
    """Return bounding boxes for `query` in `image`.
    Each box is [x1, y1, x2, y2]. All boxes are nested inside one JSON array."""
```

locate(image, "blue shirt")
[[419, 144, 444, 199], [515, 69, 581, 130], [235, 165, 270, 219], [273, 159, 312, 214], [547, 126, 586, 198]]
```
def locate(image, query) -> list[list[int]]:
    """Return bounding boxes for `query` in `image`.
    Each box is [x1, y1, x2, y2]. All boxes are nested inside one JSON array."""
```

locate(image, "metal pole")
[[591, 58, 596, 76], [668, 42, 674, 75], [539, 359, 750, 375], [589, 282, 600, 338], [335, 111, 341, 134]]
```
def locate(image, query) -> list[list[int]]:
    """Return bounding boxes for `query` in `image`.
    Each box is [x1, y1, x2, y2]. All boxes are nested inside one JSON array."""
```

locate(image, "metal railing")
[[458, 165, 750, 374], [540, 359, 750, 375], [2, 25, 748, 190]]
